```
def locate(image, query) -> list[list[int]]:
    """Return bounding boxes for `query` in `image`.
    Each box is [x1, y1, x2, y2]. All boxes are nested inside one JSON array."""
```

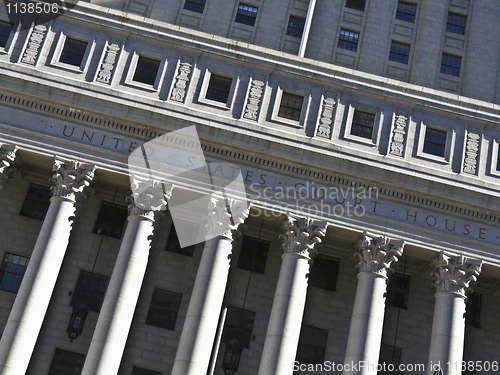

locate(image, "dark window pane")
[[183, 0, 206, 13], [446, 13, 466, 35], [378, 344, 402, 375], [70, 270, 109, 313], [351, 109, 375, 139], [309, 255, 340, 291], [345, 0, 365, 11], [132, 366, 162, 375], [296, 325, 328, 364], [286, 16, 305, 38], [59, 37, 87, 67], [206, 74, 233, 103], [20, 183, 51, 221], [0, 253, 29, 293], [278, 92, 303, 121], [440, 54, 461, 77], [497, 148, 500, 172], [237, 235, 269, 274], [222, 307, 255, 349], [235, 4, 258, 26], [466, 292, 481, 328], [395, 2, 416, 23], [93, 202, 128, 239], [386, 273, 410, 309], [166, 225, 194, 257], [338, 29, 359, 52], [389, 41, 410, 65], [0, 20, 13, 48], [133, 55, 161, 86], [145, 289, 182, 330], [48, 348, 86, 375], [423, 127, 447, 157]]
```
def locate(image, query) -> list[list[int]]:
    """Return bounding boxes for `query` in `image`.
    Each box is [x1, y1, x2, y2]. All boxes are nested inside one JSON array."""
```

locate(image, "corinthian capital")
[[204, 194, 249, 241], [51, 158, 96, 202], [431, 251, 482, 297], [0, 144, 19, 191], [280, 214, 327, 261], [128, 178, 173, 220], [354, 231, 405, 277]]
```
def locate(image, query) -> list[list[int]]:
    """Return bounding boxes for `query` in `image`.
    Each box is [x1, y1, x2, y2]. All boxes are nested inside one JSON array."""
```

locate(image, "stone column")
[[427, 252, 482, 375], [81, 179, 172, 375], [257, 214, 327, 375], [343, 232, 405, 375], [171, 195, 248, 375], [0, 144, 18, 191], [0, 158, 95, 375]]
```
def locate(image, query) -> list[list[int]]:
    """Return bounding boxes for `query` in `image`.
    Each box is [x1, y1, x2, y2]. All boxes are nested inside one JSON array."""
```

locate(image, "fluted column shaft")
[[0, 158, 95, 375]]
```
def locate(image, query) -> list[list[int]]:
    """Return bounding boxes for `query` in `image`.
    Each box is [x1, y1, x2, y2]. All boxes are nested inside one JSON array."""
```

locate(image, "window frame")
[[221, 306, 256, 349], [199, 68, 239, 109], [19, 183, 51, 221], [48, 348, 86, 375], [345, 0, 366, 11], [165, 224, 195, 257], [309, 254, 340, 292], [50, 31, 95, 73], [70, 270, 109, 313], [489, 138, 500, 177], [145, 288, 182, 330], [236, 235, 270, 274], [0, 253, 30, 294], [386, 273, 410, 309], [337, 29, 360, 52], [395, 1, 416, 23], [0, 18, 20, 55], [93, 201, 128, 239], [388, 41, 410, 65], [344, 103, 382, 146], [234, 3, 258, 27], [416, 122, 454, 164], [286, 15, 305, 38], [446, 13, 466, 35], [183, 0, 206, 13], [440, 53, 461, 77], [296, 324, 328, 365], [124, 50, 168, 91], [271, 85, 309, 127]]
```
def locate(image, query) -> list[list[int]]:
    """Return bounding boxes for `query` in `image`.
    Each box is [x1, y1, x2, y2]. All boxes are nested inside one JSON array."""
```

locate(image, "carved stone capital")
[[0, 144, 19, 191], [204, 194, 249, 241], [50, 158, 96, 202], [128, 178, 173, 220], [280, 214, 327, 262], [354, 231, 405, 277], [430, 251, 482, 297]]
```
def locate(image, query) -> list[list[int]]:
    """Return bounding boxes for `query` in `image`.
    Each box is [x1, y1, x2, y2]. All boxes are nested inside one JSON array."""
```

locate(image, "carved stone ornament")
[[315, 95, 336, 139], [128, 178, 174, 220], [96, 42, 121, 84], [21, 24, 47, 65], [354, 231, 405, 277], [204, 194, 249, 241], [51, 158, 96, 202], [0, 144, 18, 191], [280, 214, 328, 262], [430, 251, 482, 297], [243, 77, 265, 120], [463, 127, 481, 175], [170, 61, 193, 103], [389, 112, 408, 157]]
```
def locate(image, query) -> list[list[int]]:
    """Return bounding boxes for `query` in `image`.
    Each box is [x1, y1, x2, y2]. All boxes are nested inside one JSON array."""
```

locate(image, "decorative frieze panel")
[[170, 59, 194, 103], [96, 41, 121, 84], [463, 127, 481, 175], [242, 75, 266, 121], [20, 24, 47, 65], [389, 112, 408, 157], [315, 93, 336, 139]]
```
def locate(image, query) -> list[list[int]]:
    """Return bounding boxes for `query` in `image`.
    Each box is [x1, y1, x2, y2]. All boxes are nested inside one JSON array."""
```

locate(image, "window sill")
[[50, 61, 84, 73]]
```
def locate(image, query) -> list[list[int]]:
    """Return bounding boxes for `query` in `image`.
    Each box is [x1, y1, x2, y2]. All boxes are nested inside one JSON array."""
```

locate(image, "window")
[[497, 147, 500, 172], [386, 273, 410, 309], [183, 0, 206, 13], [440, 54, 461, 77], [286, 16, 305, 38], [206, 74, 233, 103], [145, 289, 182, 330], [378, 344, 402, 375], [20, 183, 51, 220], [278, 92, 303, 121], [132, 367, 162, 375], [446, 13, 466, 35], [235, 4, 258, 26], [345, 0, 365, 11], [166, 225, 195, 257], [296, 325, 328, 364], [395, 2, 416, 23], [423, 127, 446, 157], [338, 29, 359, 52], [0, 253, 29, 293], [93, 202, 128, 239], [389, 41, 410, 65], [48, 348, 86, 375], [466, 292, 481, 328], [350, 109, 375, 139], [70, 270, 109, 313], [222, 307, 256, 348], [237, 235, 269, 274], [0, 20, 13, 49], [133, 55, 161, 86], [59, 37, 88, 67], [309, 255, 340, 291]]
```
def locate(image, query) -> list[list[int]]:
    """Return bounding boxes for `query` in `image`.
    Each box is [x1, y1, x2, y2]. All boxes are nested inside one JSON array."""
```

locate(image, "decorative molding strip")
[[21, 24, 47, 65], [243, 76, 265, 121], [315, 94, 336, 139], [96, 42, 121, 84], [170, 60, 193, 103], [463, 127, 481, 175], [389, 112, 408, 157]]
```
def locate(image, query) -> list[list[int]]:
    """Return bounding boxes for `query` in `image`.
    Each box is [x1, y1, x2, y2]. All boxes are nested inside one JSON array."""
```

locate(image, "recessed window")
[[183, 0, 206, 13], [132, 367, 162, 375], [446, 13, 466, 35], [222, 306, 256, 349], [440, 54, 461, 77], [133, 55, 161, 86], [497, 148, 500, 172], [338, 29, 359, 52], [0, 20, 13, 49], [166, 225, 195, 257], [350, 109, 375, 139], [235, 4, 258, 26], [423, 127, 447, 157], [237, 235, 269, 274], [59, 37, 88, 67], [395, 2, 416, 23], [20, 183, 51, 221], [386, 273, 410, 309], [70, 270, 109, 313], [0, 253, 29, 293], [93, 202, 128, 239], [466, 292, 481, 328], [309, 255, 340, 292], [345, 0, 366, 11], [389, 41, 410, 65], [286, 16, 305, 38], [378, 344, 402, 375], [296, 325, 328, 364], [145, 288, 182, 330], [48, 348, 86, 375], [278, 92, 304, 121], [206, 74, 233, 103]]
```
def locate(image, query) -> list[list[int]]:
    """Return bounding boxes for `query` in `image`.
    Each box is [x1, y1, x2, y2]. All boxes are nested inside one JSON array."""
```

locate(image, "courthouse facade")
[[0, 0, 499, 374]]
